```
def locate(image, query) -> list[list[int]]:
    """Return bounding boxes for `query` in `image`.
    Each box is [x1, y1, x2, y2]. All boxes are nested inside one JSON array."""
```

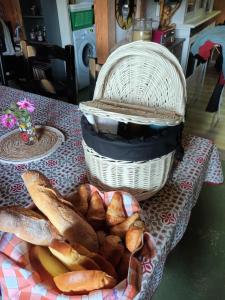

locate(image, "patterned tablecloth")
[[0, 86, 223, 299]]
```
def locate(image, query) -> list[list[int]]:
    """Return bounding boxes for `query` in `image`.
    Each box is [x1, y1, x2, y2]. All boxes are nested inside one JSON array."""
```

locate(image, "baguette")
[[0, 206, 61, 245], [54, 270, 117, 293], [30, 245, 69, 277], [49, 240, 117, 279], [49, 240, 100, 271], [22, 171, 98, 252]]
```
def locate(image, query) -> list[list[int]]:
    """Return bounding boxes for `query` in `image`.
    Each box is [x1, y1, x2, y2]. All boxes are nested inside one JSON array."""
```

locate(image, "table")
[[0, 86, 223, 299]]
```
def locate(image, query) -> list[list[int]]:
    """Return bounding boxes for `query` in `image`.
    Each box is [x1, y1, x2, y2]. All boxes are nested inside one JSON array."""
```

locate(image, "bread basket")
[[79, 41, 186, 201]]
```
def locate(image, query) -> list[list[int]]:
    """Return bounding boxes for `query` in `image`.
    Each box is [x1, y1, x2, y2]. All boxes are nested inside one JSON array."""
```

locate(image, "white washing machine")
[[73, 26, 96, 90]]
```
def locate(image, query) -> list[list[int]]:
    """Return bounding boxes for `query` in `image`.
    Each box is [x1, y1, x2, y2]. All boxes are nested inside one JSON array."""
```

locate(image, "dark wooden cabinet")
[[19, 0, 46, 42], [19, 0, 63, 47]]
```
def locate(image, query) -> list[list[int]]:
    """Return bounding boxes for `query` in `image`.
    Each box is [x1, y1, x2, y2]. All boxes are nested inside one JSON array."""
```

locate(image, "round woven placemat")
[[0, 126, 65, 164]]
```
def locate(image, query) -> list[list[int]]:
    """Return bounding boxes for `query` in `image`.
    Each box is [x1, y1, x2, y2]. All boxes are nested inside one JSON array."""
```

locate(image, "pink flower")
[[0, 114, 17, 128], [17, 98, 35, 113]]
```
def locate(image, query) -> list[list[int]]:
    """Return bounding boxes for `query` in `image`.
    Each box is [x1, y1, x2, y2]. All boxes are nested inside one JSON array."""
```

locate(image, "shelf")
[[23, 15, 44, 19], [28, 40, 48, 45], [184, 10, 221, 28]]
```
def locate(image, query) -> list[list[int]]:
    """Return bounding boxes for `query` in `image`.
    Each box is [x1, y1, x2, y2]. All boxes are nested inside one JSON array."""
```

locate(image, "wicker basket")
[[80, 41, 186, 201]]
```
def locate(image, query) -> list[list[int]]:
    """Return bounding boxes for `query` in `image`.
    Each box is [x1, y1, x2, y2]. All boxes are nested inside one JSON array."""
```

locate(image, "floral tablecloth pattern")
[[0, 86, 223, 299]]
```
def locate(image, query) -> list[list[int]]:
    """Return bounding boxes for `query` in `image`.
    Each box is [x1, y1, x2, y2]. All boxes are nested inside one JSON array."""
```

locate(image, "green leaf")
[[5, 109, 12, 114]]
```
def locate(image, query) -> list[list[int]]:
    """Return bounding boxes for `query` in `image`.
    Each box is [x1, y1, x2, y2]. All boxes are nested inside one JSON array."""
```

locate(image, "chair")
[[187, 45, 220, 103], [88, 57, 101, 99], [23, 42, 78, 104]]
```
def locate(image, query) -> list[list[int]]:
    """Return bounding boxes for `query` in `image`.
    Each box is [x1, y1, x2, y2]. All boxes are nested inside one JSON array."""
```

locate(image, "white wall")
[[56, 0, 73, 46]]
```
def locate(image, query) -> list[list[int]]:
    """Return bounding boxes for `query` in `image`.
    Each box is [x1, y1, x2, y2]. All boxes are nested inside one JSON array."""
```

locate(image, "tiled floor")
[[184, 63, 225, 159]]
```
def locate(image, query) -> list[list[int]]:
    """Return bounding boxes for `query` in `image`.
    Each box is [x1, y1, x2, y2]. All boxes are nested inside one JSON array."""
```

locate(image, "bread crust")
[[86, 191, 106, 229], [22, 171, 98, 252], [125, 226, 144, 253], [54, 270, 117, 293], [0, 206, 61, 245], [110, 212, 140, 238], [106, 192, 127, 226], [99, 235, 124, 267], [49, 240, 100, 271]]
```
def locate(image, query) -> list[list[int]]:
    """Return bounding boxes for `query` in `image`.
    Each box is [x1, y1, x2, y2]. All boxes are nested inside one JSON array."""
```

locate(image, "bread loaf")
[[49, 240, 117, 279], [30, 245, 69, 277], [22, 170, 98, 252], [0, 206, 61, 245], [54, 270, 117, 293], [49, 240, 100, 271]]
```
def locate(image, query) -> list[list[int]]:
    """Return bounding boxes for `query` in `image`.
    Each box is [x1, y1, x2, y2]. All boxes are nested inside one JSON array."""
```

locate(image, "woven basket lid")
[[79, 99, 183, 126], [93, 41, 186, 118]]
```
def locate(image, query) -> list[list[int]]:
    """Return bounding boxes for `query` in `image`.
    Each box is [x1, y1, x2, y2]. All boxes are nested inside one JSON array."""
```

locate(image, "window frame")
[[185, 0, 212, 22]]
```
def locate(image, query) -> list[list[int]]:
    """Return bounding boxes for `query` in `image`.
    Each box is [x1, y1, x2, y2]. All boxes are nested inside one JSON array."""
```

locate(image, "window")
[[187, 0, 197, 13], [185, 0, 212, 21], [199, 0, 206, 8]]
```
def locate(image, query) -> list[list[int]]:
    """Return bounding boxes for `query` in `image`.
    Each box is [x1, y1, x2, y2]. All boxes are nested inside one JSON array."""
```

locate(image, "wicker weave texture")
[[82, 41, 186, 200], [80, 99, 183, 126], [94, 41, 186, 117], [82, 141, 175, 201]]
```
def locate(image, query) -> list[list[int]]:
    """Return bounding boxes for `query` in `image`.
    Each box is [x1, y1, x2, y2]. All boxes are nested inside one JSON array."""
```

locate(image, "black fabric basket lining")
[[81, 116, 184, 162]]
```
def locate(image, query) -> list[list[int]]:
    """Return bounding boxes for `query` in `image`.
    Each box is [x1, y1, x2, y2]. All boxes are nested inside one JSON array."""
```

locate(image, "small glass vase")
[[18, 118, 37, 145]]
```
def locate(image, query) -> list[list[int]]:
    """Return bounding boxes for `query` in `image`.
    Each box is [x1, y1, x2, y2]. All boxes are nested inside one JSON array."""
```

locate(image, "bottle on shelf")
[[30, 28, 36, 41], [42, 26, 47, 42], [37, 26, 44, 42]]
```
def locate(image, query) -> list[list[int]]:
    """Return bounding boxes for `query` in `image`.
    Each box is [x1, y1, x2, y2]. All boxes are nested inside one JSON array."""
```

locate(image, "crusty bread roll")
[[99, 235, 124, 267], [30, 245, 69, 277], [117, 250, 131, 280], [86, 191, 105, 229], [110, 213, 140, 238], [49, 240, 100, 271], [66, 184, 90, 215], [22, 170, 98, 252], [71, 242, 92, 256], [49, 240, 117, 279], [0, 206, 61, 245], [54, 270, 117, 293], [88, 252, 117, 279], [125, 225, 144, 253], [133, 220, 145, 229], [106, 192, 127, 226], [96, 230, 107, 247]]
